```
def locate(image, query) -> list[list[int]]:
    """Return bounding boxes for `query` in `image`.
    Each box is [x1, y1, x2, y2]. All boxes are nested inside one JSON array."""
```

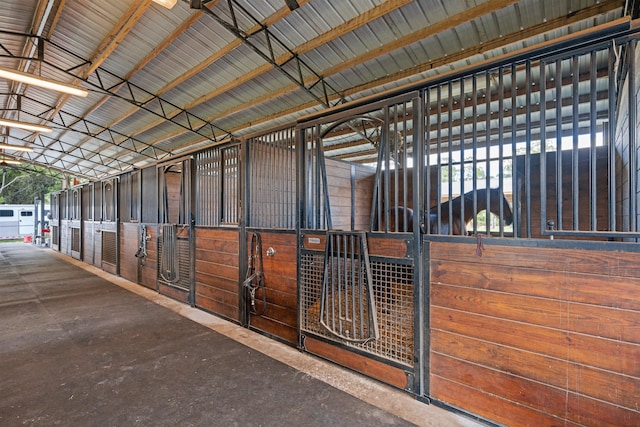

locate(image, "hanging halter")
[[243, 232, 266, 316]]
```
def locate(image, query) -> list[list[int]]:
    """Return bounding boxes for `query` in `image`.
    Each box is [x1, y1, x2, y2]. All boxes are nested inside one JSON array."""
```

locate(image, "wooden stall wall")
[[245, 230, 297, 345], [429, 240, 640, 426], [119, 223, 139, 283], [195, 228, 239, 322], [140, 167, 158, 290], [325, 157, 375, 230]]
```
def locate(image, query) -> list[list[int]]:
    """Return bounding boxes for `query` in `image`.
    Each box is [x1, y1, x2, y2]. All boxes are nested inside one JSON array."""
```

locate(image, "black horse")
[[387, 188, 513, 234]]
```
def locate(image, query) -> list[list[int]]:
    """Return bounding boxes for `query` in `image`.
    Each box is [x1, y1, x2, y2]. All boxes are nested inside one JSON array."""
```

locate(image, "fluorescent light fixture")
[[153, 0, 178, 9], [0, 67, 88, 97], [0, 118, 52, 133], [0, 143, 33, 152], [0, 159, 20, 165]]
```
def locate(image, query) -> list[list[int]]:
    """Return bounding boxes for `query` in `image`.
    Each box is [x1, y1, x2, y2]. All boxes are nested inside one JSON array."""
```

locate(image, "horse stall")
[[118, 170, 142, 283], [55, 186, 82, 259], [98, 178, 119, 275], [298, 93, 422, 392], [422, 26, 640, 425], [49, 190, 60, 252], [242, 127, 298, 344], [296, 21, 640, 426], [193, 143, 241, 322], [157, 156, 194, 304]]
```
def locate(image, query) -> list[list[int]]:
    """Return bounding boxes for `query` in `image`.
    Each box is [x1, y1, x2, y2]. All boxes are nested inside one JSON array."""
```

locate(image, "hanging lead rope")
[[134, 224, 148, 264], [243, 232, 266, 316]]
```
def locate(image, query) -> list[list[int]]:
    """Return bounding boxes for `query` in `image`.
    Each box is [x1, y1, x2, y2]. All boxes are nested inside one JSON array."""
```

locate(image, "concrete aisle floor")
[[0, 243, 483, 427]]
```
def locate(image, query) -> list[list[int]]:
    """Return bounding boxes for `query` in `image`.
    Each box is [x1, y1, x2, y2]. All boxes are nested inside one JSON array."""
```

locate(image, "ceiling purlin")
[[216, 0, 623, 136]]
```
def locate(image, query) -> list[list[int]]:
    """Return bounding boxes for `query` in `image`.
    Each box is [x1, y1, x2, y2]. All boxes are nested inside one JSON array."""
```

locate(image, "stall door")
[[158, 158, 194, 305]]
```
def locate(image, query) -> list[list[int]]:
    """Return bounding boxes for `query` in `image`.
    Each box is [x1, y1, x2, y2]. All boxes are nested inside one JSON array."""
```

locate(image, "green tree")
[[0, 165, 62, 204]]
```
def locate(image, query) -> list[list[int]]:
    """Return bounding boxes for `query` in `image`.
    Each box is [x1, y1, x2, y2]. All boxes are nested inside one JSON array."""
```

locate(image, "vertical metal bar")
[[590, 51, 598, 231], [436, 85, 443, 233], [511, 64, 520, 237], [472, 75, 478, 232], [525, 61, 532, 238], [628, 41, 637, 233], [447, 81, 455, 235], [555, 58, 563, 231], [330, 234, 336, 330], [425, 89, 432, 234], [498, 67, 505, 237], [540, 60, 548, 236], [392, 105, 399, 230], [485, 71, 491, 234], [384, 108, 391, 232], [608, 40, 616, 232], [350, 164, 355, 231], [357, 235, 364, 338], [403, 101, 409, 219], [459, 78, 466, 233], [572, 55, 580, 230], [349, 234, 355, 337]]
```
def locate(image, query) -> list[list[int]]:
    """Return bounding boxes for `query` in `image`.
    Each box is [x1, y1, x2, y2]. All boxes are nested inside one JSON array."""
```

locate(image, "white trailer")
[[0, 204, 49, 240]]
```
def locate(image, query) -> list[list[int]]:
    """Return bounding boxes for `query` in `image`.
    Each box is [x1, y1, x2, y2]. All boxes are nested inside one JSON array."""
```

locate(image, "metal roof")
[[0, 0, 627, 180]]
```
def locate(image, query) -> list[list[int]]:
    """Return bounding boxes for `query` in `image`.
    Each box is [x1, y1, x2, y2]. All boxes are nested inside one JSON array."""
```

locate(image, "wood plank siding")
[[195, 228, 240, 322], [325, 158, 375, 231], [429, 241, 640, 426], [245, 230, 298, 345]]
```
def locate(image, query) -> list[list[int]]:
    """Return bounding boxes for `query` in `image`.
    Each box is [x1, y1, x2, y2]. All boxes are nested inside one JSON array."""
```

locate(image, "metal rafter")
[[9, 131, 139, 179], [19, 94, 171, 160], [196, 0, 346, 109]]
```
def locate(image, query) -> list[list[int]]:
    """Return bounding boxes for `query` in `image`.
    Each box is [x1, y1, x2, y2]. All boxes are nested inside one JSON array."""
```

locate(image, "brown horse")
[[387, 188, 513, 235]]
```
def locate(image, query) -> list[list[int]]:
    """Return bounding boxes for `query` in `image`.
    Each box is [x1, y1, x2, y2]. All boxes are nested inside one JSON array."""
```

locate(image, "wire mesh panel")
[[247, 127, 296, 229], [71, 227, 80, 253], [300, 246, 414, 366], [102, 231, 117, 265]]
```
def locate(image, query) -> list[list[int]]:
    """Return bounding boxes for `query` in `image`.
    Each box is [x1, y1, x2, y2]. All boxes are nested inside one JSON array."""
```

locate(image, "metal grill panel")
[[247, 127, 296, 229], [196, 145, 240, 226], [71, 228, 80, 252], [52, 225, 59, 245], [102, 231, 117, 265], [223, 145, 239, 224], [320, 232, 378, 343], [300, 250, 414, 366], [196, 147, 220, 226], [157, 229, 191, 292]]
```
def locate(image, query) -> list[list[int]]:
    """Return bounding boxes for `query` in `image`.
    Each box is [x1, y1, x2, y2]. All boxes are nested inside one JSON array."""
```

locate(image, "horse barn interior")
[[2, 0, 640, 425]]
